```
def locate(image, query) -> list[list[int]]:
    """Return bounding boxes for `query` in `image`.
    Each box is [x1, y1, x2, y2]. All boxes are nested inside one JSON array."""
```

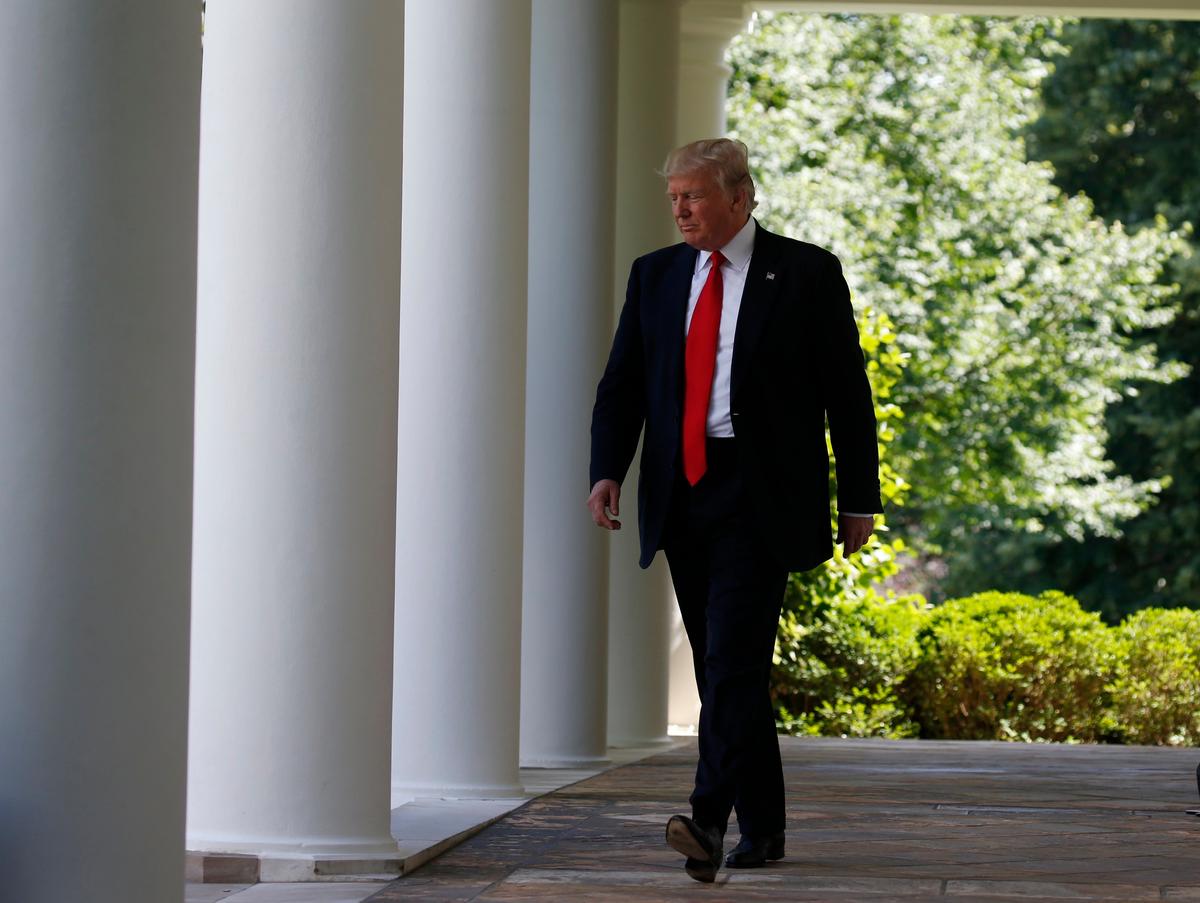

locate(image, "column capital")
[[675, 0, 746, 144], [680, 0, 750, 48], [679, 1, 750, 80]]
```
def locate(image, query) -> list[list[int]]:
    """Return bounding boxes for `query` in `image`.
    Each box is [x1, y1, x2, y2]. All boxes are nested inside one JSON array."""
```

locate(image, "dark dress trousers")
[[589, 221, 882, 837]]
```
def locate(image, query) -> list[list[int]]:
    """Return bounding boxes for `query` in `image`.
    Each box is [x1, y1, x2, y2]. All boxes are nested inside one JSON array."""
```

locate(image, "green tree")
[[727, 13, 1185, 601], [1028, 20, 1200, 228], [1022, 19, 1200, 617]]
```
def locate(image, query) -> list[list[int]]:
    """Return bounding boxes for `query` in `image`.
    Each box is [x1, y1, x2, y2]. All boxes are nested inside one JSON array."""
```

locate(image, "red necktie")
[[683, 250, 725, 486]]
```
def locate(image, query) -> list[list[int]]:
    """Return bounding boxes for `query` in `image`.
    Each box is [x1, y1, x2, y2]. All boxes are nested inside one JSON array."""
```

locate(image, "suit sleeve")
[[589, 260, 647, 488], [817, 253, 884, 515]]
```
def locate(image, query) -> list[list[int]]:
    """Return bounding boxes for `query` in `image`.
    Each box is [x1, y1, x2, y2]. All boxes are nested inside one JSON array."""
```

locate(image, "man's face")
[[667, 170, 747, 251]]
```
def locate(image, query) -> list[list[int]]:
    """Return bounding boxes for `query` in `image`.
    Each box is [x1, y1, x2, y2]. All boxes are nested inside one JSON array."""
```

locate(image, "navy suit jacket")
[[589, 221, 883, 572]]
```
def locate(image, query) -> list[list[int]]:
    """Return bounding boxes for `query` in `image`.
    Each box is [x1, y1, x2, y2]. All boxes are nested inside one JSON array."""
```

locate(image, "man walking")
[[588, 138, 881, 883]]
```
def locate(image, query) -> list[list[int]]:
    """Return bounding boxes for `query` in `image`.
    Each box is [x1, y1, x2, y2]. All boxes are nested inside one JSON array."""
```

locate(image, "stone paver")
[[184, 884, 388, 903], [368, 737, 1200, 902], [185, 886, 252, 903]]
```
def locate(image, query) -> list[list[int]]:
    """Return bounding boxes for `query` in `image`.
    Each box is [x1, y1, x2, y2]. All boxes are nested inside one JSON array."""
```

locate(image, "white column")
[[393, 0, 532, 800], [0, 5, 199, 903], [606, 0, 684, 749], [676, 1, 748, 144], [669, 0, 751, 732], [187, 1, 403, 878], [519, 0, 619, 768]]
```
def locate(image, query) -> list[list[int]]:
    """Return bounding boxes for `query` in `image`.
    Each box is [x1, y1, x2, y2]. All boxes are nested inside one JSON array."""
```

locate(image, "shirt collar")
[[697, 215, 756, 274]]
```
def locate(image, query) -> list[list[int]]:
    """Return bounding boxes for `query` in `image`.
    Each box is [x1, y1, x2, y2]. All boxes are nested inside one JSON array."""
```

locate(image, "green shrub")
[[902, 591, 1117, 742], [772, 584, 1198, 745], [1106, 608, 1200, 745], [772, 590, 927, 738]]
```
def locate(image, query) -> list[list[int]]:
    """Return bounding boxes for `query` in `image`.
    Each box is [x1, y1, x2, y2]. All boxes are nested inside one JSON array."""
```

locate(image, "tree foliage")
[[1027, 19, 1200, 229], [727, 13, 1185, 602], [1020, 19, 1200, 616]]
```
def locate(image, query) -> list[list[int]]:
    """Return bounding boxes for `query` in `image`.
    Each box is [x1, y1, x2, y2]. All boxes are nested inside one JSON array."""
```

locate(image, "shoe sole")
[[685, 858, 718, 883], [665, 817, 712, 861]]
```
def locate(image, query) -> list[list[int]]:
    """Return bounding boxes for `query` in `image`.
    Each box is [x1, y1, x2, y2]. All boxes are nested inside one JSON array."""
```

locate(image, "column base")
[[391, 780, 527, 807], [186, 850, 402, 883], [186, 833, 402, 883], [607, 734, 675, 750], [519, 753, 611, 769]]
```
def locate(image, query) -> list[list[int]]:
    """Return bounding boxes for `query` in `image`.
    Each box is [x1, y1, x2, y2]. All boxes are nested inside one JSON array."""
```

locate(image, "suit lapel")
[[731, 224, 783, 405], [662, 244, 698, 413]]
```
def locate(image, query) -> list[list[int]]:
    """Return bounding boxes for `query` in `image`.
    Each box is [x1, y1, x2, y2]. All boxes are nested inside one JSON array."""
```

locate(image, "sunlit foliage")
[[727, 13, 1186, 602]]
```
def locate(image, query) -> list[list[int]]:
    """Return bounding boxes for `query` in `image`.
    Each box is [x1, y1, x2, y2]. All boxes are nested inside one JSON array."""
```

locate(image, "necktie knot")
[[708, 250, 726, 270]]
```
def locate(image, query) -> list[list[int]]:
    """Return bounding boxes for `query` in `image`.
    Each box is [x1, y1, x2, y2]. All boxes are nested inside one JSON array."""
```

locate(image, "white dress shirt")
[[684, 215, 756, 438], [684, 216, 873, 521]]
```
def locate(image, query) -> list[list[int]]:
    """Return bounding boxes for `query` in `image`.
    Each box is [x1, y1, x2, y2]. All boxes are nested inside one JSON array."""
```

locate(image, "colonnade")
[[0, 0, 749, 898], [13, 0, 1195, 898]]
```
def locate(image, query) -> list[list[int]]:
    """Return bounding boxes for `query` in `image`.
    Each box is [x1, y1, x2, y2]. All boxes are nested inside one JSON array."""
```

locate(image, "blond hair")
[[661, 138, 757, 211]]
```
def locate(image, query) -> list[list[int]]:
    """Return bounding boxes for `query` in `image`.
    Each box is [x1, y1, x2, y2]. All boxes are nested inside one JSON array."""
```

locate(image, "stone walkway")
[[367, 737, 1200, 902]]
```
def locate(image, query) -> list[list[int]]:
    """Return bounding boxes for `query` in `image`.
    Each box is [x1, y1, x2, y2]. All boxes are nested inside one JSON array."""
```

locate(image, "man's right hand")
[[587, 479, 622, 530]]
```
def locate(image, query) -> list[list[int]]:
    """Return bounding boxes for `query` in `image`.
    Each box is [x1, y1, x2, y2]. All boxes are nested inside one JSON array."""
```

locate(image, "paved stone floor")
[[368, 736, 1200, 902]]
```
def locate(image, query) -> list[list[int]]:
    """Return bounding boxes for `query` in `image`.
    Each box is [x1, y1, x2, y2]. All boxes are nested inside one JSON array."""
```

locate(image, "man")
[[587, 138, 881, 884]]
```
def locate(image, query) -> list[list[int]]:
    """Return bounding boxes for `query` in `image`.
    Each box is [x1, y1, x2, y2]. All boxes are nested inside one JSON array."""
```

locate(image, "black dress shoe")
[[665, 815, 723, 883], [724, 831, 785, 868]]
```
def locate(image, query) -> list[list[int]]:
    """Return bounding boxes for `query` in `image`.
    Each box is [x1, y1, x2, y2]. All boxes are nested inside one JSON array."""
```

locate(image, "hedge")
[[772, 590, 1200, 745], [1106, 608, 1200, 745]]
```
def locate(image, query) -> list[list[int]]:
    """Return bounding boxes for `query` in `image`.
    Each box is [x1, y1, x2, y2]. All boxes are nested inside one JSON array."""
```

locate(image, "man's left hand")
[[836, 514, 874, 556]]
